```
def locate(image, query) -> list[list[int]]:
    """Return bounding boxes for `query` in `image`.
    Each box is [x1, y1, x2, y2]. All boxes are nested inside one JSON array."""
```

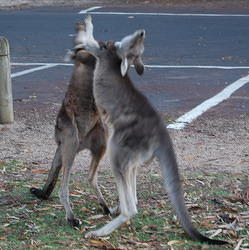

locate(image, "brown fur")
[[30, 48, 111, 228]]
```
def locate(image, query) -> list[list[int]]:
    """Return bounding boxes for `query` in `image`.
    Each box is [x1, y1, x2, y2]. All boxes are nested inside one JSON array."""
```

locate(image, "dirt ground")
[[0, 0, 248, 180]]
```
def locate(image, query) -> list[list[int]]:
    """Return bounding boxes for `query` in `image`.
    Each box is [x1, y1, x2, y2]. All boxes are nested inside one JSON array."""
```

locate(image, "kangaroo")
[[73, 15, 228, 244], [30, 22, 111, 228]]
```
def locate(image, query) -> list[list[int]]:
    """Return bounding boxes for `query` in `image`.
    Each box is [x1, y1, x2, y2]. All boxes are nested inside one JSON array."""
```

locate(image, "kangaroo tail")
[[155, 135, 227, 245]]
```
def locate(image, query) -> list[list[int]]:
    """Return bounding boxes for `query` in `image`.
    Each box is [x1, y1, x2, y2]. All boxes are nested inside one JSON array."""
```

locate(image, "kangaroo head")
[[64, 16, 98, 64], [72, 15, 100, 53], [114, 29, 145, 76], [74, 16, 99, 47], [71, 15, 145, 77]]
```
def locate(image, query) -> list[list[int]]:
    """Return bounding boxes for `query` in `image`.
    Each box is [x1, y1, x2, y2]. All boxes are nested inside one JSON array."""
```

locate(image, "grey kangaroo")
[[30, 22, 111, 227], [73, 15, 227, 244]]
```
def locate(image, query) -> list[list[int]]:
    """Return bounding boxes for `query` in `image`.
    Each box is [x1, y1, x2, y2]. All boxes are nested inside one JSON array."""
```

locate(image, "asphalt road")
[[1, 6, 249, 127]]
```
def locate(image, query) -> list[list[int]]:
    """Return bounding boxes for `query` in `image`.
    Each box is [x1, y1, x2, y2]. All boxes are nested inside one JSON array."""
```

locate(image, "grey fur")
[[81, 15, 227, 245]]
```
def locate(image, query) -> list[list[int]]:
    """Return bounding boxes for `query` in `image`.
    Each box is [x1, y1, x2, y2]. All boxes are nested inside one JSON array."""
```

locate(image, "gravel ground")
[[1, 107, 248, 176]]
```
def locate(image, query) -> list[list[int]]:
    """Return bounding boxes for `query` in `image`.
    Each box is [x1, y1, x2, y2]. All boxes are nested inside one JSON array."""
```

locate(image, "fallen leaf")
[[226, 230, 238, 237], [159, 200, 166, 207], [70, 194, 81, 198], [199, 223, 217, 228], [167, 240, 183, 246], [210, 228, 222, 237], [80, 207, 92, 213], [234, 239, 243, 250], [89, 239, 114, 248], [218, 207, 238, 213], [36, 207, 53, 211], [45, 212, 57, 218], [88, 214, 105, 220], [70, 190, 85, 195], [23, 149, 32, 153], [188, 205, 204, 211], [31, 169, 49, 174], [184, 154, 195, 160]]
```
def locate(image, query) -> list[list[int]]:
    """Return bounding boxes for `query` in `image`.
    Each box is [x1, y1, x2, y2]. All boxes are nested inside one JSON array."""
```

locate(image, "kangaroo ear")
[[134, 57, 144, 75], [120, 57, 128, 77]]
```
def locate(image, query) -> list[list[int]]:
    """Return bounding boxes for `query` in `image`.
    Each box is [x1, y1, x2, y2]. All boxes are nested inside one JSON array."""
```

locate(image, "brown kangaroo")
[[73, 15, 227, 245], [30, 22, 110, 228]]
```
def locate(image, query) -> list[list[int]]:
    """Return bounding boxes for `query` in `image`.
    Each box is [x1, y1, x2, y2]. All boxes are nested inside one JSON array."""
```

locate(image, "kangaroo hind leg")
[[85, 148, 137, 237], [59, 127, 79, 228], [86, 122, 112, 214], [30, 145, 62, 200]]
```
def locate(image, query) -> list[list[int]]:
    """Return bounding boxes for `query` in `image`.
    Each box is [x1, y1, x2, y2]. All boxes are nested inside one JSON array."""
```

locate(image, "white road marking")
[[167, 74, 249, 130], [78, 6, 103, 14], [145, 65, 249, 69], [12, 62, 74, 66], [11, 64, 58, 78], [88, 11, 249, 17], [11, 62, 249, 69]]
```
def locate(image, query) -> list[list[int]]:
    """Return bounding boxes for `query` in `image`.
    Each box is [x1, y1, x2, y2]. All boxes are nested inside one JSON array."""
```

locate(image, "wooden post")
[[0, 37, 14, 124]]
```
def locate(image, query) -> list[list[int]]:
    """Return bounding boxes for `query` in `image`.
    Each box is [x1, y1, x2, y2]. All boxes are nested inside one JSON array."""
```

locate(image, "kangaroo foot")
[[67, 218, 81, 229], [109, 206, 120, 216], [30, 187, 49, 200], [100, 203, 112, 215]]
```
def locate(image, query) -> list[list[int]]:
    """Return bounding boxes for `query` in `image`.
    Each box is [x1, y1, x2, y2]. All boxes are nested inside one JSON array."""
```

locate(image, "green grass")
[[0, 160, 248, 249]]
